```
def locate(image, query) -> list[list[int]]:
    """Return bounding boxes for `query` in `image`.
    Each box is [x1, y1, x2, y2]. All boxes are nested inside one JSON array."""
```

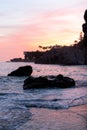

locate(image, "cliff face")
[[35, 46, 86, 65], [34, 41, 87, 65]]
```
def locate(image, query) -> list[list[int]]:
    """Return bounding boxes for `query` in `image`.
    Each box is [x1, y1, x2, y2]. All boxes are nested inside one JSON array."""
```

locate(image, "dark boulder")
[[54, 74, 75, 88], [8, 65, 32, 76], [23, 76, 49, 89], [23, 74, 75, 89]]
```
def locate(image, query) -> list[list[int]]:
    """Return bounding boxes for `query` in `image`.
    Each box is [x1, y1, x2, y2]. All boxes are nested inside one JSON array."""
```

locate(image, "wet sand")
[[17, 105, 87, 130]]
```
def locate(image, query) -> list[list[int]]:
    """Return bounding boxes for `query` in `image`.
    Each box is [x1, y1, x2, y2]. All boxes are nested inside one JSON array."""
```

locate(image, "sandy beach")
[[16, 104, 87, 130]]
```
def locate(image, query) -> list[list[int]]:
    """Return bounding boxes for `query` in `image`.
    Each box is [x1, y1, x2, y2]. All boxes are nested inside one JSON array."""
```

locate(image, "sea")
[[0, 62, 87, 129]]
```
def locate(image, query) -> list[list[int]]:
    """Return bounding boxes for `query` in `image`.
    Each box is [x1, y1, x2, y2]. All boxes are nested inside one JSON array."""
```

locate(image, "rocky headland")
[[10, 10, 87, 65]]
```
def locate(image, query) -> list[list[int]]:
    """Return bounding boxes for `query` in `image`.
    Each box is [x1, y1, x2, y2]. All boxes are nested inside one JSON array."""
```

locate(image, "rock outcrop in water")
[[23, 74, 75, 89], [8, 65, 32, 76]]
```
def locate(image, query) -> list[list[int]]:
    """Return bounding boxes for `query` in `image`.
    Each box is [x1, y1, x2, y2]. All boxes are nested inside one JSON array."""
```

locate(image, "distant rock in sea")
[[8, 65, 32, 76]]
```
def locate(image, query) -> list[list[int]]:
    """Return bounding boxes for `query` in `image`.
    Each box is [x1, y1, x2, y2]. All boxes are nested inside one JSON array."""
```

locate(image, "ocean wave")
[[13, 93, 87, 110]]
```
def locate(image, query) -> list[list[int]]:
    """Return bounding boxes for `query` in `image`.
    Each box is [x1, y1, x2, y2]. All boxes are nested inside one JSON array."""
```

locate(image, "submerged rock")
[[23, 74, 75, 89], [8, 65, 32, 76]]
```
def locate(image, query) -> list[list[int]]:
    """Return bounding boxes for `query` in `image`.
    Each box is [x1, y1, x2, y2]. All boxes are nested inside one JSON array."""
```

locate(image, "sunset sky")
[[0, 0, 87, 61]]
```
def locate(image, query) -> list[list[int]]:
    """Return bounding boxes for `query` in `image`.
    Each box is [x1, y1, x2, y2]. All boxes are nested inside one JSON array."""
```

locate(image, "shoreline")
[[17, 104, 87, 130]]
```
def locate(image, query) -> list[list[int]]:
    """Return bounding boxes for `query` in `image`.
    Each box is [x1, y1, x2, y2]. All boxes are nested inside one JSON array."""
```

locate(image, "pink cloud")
[[0, 7, 84, 61], [1, 8, 81, 42]]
